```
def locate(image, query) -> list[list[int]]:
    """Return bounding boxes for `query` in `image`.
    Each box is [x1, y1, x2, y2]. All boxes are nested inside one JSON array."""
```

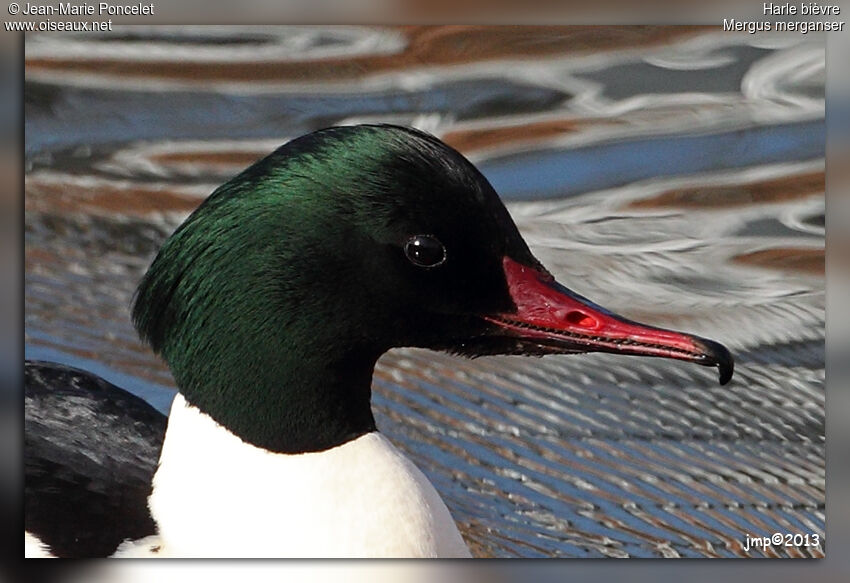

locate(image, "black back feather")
[[25, 361, 166, 557]]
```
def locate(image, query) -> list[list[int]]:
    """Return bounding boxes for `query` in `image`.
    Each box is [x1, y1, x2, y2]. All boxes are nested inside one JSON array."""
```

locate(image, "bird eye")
[[404, 235, 446, 268]]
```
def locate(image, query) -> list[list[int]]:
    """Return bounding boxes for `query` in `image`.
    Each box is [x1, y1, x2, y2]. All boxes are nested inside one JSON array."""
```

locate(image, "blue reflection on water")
[[483, 120, 825, 200]]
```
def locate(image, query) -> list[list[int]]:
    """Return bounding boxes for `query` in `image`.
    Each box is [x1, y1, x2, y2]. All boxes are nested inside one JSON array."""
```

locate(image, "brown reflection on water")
[[442, 117, 625, 153], [26, 175, 203, 217], [626, 171, 824, 210], [25, 25, 706, 84], [150, 150, 265, 167], [733, 247, 824, 276]]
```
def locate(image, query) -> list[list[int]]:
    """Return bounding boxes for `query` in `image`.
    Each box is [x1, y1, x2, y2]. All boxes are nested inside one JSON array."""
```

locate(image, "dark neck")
[[178, 349, 379, 454]]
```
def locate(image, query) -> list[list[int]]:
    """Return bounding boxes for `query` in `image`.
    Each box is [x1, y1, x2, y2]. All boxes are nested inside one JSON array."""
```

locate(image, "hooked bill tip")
[[697, 338, 734, 386], [718, 362, 733, 386]]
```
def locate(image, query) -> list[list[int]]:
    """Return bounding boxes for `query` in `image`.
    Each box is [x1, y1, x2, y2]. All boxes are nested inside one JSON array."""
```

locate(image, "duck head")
[[133, 125, 732, 453]]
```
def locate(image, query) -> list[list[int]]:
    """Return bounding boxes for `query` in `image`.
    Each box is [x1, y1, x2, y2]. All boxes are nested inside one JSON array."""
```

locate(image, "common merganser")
[[25, 124, 733, 558]]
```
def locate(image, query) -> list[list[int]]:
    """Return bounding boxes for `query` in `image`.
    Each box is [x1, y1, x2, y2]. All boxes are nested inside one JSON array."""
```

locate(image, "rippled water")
[[24, 26, 825, 558]]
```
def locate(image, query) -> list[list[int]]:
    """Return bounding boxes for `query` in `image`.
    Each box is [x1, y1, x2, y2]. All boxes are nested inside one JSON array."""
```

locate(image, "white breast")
[[25, 531, 55, 558], [148, 394, 471, 558]]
